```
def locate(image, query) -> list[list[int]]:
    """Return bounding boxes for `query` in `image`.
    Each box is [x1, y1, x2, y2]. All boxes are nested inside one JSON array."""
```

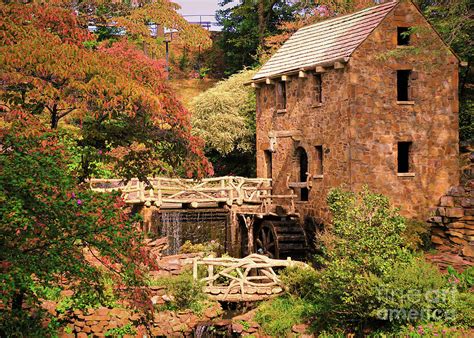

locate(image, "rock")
[[60, 290, 74, 297], [41, 300, 57, 316], [232, 323, 244, 333], [431, 235, 445, 245], [84, 315, 109, 321], [204, 307, 218, 319], [96, 307, 109, 316], [77, 333, 88, 338], [448, 186, 465, 196], [446, 208, 464, 218], [440, 196, 455, 207], [447, 230, 465, 238], [292, 324, 308, 334], [462, 245, 474, 258], [447, 222, 466, 229], [428, 216, 443, 223], [450, 237, 468, 245], [432, 228, 447, 237]]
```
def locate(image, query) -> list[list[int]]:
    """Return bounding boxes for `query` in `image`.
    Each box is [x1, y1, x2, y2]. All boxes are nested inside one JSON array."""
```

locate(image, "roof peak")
[[301, 1, 398, 31], [253, 1, 399, 80]]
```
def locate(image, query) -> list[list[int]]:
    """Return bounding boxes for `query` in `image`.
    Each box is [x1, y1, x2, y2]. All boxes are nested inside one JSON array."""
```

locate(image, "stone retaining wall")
[[58, 303, 222, 337], [428, 180, 474, 261]]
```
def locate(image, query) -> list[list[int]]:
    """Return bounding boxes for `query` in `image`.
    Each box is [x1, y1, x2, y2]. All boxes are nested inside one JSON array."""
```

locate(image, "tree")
[[0, 1, 212, 181], [190, 69, 257, 176], [216, 0, 297, 75], [414, 0, 473, 142], [0, 114, 155, 334]]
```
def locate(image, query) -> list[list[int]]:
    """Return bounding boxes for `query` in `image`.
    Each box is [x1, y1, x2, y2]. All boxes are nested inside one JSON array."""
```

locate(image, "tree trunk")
[[50, 105, 59, 129], [257, 0, 266, 49]]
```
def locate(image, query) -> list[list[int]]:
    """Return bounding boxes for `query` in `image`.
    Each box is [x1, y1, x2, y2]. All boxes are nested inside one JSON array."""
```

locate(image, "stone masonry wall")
[[57, 303, 222, 338], [348, 0, 459, 220], [255, 0, 459, 222], [255, 57, 351, 221], [428, 180, 474, 261]]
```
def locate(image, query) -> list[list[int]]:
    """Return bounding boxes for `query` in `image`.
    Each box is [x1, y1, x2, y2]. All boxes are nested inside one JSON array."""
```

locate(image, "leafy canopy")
[[0, 1, 212, 180], [0, 114, 156, 334]]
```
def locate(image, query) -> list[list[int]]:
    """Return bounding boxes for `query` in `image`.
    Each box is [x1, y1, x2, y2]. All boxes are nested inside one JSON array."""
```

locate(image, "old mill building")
[[251, 0, 461, 222]]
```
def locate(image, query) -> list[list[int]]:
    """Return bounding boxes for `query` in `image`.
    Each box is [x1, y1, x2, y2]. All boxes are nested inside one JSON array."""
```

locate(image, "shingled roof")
[[252, 1, 399, 81]]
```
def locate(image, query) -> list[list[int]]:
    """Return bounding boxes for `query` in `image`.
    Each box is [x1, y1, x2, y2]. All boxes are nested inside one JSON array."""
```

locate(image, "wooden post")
[[193, 258, 198, 280], [208, 265, 214, 286], [242, 215, 255, 254]]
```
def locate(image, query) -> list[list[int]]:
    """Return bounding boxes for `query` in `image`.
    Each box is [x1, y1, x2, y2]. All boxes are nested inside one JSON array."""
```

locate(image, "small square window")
[[397, 27, 410, 46]]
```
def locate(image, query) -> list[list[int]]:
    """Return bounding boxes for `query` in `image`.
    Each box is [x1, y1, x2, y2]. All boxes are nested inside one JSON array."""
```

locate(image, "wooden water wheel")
[[254, 219, 307, 260]]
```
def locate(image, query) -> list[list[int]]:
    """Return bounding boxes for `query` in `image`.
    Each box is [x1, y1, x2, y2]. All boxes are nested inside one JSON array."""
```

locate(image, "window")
[[397, 142, 412, 173], [397, 70, 411, 101], [315, 145, 323, 176], [296, 147, 309, 201], [397, 27, 410, 46], [276, 81, 286, 110], [264, 150, 272, 179], [314, 74, 322, 104]]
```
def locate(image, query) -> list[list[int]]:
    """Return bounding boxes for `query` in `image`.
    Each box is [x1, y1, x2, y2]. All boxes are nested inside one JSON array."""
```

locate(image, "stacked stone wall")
[[57, 303, 222, 338], [429, 180, 474, 261]]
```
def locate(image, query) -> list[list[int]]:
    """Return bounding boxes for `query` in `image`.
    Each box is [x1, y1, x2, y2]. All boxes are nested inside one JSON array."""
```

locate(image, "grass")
[[254, 296, 312, 336]]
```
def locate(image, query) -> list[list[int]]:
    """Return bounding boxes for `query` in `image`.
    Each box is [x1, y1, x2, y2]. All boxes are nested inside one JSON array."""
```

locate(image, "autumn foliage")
[[0, 0, 212, 180], [0, 0, 212, 334]]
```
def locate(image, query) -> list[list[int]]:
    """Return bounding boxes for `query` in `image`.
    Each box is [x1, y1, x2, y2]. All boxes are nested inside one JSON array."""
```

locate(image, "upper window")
[[275, 81, 287, 110], [397, 70, 411, 101], [397, 142, 412, 173], [315, 145, 323, 176], [314, 74, 322, 104], [397, 27, 410, 46]]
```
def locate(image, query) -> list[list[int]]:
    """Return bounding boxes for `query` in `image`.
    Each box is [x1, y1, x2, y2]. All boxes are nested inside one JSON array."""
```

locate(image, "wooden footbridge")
[[89, 176, 297, 215], [192, 254, 309, 301], [89, 176, 307, 260]]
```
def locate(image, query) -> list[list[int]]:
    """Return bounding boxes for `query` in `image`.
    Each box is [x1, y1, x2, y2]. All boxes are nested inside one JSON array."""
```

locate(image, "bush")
[[255, 296, 313, 336], [401, 219, 432, 251], [179, 240, 221, 256], [280, 188, 473, 334], [371, 257, 456, 325], [307, 188, 412, 330], [152, 271, 209, 313], [279, 266, 320, 301]]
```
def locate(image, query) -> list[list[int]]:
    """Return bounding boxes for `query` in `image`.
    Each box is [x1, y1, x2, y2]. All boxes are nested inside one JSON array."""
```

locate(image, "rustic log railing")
[[89, 176, 296, 212], [192, 254, 309, 301]]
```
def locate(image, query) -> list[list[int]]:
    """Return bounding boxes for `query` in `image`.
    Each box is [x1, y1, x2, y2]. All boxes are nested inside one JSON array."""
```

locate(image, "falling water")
[[160, 211, 182, 256], [157, 210, 228, 255]]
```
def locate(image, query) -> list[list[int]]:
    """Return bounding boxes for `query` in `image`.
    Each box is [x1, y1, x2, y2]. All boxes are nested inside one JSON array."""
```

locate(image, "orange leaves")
[[1, 1, 213, 180]]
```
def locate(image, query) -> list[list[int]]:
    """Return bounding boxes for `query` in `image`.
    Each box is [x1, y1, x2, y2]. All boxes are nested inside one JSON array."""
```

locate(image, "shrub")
[[401, 219, 432, 251], [179, 240, 221, 256], [371, 257, 456, 325], [190, 69, 257, 156], [255, 296, 313, 336], [152, 271, 209, 313], [307, 188, 412, 330], [279, 266, 320, 301]]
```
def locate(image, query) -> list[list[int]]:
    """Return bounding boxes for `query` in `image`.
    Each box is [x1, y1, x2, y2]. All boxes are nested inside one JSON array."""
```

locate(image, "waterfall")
[[158, 210, 228, 255], [160, 211, 182, 255]]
